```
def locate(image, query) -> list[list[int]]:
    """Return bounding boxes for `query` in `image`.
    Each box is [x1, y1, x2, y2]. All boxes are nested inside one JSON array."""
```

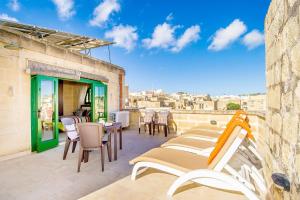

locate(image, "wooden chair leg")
[[153, 124, 155, 135], [139, 127, 141, 134], [164, 125, 167, 137], [148, 124, 152, 135], [63, 137, 71, 160], [119, 128, 122, 150], [107, 142, 112, 162], [158, 125, 160, 133], [84, 151, 89, 163], [77, 148, 83, 172], [100, 145, 104, 172], [72, 141, 77, 153], [81, 150, 85, 162]]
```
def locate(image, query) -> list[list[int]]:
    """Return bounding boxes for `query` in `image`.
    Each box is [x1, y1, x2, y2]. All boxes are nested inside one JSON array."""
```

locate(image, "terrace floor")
[[0, 129, 170, 200], [0, 129, 248, 200]]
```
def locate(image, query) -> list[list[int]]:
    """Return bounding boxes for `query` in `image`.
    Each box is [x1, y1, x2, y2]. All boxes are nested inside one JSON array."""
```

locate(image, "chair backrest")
[[139, 112, 145, 124], [208, 118, 254, 170], [144, 111, 154, 123], [60, 117, 75, 126], [77, 123, 104, 148], [158, 111, 169, 124]]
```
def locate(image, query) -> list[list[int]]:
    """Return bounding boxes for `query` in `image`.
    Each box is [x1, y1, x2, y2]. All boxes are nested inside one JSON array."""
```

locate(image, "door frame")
[[92, 82, 108, 122], [31, 75, 108, 152], [31, 75, 59, 152], [61, 77, 108, 122]]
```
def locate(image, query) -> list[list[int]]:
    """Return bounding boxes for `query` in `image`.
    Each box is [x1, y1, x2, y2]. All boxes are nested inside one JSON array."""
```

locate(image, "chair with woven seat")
[[61, 118, 80, 160], [153, 111, 169, 137], [143, 110, 155, 135], [77, 123, 111, 172], [138, 112, 146, 134]]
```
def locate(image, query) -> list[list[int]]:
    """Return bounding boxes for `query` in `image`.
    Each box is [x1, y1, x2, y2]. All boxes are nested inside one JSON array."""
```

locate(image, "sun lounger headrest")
[[228, 110, 249, 126], [207, 118, 253, 165]]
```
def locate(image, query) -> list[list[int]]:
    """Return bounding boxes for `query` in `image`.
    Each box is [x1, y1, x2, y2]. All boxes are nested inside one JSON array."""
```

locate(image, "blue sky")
[[0, 0, 271, 95]]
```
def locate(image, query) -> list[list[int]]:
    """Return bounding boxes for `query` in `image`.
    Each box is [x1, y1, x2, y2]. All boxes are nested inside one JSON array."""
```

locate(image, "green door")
[[92, 83, 107, 122], [31, 75, 58, 152]]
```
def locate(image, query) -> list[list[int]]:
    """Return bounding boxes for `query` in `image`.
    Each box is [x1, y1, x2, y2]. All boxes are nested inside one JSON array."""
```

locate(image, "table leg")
[[84, 151, 89, 163], [119, 127, 122, 150], [114, 128, 117, 160]]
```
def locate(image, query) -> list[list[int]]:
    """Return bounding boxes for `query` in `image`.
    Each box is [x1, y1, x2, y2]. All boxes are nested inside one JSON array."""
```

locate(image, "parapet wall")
[[265, 0, 300, 199], [126, 109, 265, 148]]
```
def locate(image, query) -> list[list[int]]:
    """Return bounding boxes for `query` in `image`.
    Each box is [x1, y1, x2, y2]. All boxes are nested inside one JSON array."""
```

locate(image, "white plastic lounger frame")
[[165, 129, 261, 200], [167, 169, 259, 200], [131, 129, 260, 200]]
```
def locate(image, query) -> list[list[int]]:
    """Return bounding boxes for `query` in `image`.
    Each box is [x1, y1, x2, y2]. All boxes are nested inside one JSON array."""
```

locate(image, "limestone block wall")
[[62, 82, 83, 116], [265, 0, 300, 199], [126, 109, 264, 143], [0, 44, 31, 157], [0, 30, 125, 157]]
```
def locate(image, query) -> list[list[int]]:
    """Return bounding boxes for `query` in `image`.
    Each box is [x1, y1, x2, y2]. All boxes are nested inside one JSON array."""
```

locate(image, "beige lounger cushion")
[[161, 137, 215, 150], [182, 130, 222, 138], [130, 148, 208, 172], [187, 124, 224, 131]]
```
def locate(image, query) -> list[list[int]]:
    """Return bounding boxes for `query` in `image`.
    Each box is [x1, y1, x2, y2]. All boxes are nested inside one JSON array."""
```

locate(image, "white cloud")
[[208, 19, 247, 51], [105, 24, 138, 51], [52, 0, 75, 20], [171, 25, 200, 52], [242, 29, 264, 50], [142, 22, 177, 49], [166, 13, 173, 21], [89, 0, 120, 27], [0, 13, 18, 22], [143, 22, 200, 52], [8, 0, 20, 12]]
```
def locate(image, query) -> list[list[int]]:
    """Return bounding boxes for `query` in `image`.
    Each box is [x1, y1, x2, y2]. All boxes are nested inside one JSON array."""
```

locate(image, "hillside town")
[[125, 88, 266, 112]]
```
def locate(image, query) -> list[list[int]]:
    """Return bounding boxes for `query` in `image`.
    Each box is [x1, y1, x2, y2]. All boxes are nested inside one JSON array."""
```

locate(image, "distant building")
[[137, 100, 160, 108], [127, 90, 266, 112], [241, 94, 266, 111], [214, 96, 241, 111]]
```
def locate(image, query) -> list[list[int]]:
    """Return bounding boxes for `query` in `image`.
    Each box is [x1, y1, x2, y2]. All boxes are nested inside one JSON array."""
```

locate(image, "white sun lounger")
[[130, 124, 266, 200]]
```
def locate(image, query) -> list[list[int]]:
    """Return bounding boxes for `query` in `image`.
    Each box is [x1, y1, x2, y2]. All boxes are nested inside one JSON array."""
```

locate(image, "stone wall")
[[0, 29, 124, 157], [62, 81, 89, 116], [126, 109, 264, 143], [265, 0, 300, 199]]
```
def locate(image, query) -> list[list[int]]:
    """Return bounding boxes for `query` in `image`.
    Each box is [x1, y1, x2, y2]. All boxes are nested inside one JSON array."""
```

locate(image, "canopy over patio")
[[0, 19, 114, 52]]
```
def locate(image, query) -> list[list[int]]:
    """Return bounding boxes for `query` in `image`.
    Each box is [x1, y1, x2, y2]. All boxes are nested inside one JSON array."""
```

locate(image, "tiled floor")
[[0, 130, 170, 200], [80, 169, 248, 200]]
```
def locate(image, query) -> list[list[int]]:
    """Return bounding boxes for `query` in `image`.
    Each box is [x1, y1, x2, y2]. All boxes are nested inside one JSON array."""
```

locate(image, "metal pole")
[[107, 45, 112, 63]]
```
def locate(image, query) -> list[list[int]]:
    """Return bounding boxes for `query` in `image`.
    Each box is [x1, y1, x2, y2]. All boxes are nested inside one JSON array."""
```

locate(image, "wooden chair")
[[138, 112, 146, 134], [61, 118, 80, 160], [77, 123, 112, 172], [144, 110, 155, 135], [153, 111, 169, 137]]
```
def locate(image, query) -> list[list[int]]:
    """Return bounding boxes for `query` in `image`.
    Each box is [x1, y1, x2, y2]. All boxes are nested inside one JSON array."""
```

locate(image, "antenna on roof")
[[107, 44, 112, 63]]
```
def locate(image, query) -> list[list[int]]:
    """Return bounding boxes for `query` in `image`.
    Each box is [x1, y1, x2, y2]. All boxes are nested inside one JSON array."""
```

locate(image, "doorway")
[[31, 75, 107, 152]]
